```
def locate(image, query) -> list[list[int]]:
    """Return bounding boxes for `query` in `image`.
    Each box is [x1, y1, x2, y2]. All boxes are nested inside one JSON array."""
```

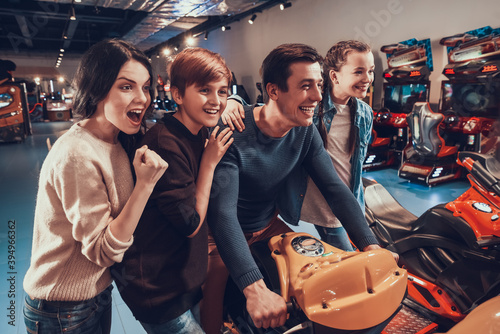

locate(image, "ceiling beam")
[[145, 0, 284, 56]]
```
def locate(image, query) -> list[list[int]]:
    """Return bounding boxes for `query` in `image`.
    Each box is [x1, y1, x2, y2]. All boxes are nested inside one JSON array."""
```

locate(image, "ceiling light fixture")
[[280, 2, 292, 10], [204, 31, 209, 40], [69, 6, 76, 20], [221, 25, 231, 32], [186, 36, 195, 46], [248, 14, 257, 24]]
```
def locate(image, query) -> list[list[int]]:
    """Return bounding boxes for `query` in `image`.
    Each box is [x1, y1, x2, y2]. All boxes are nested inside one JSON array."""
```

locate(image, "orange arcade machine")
[[0, 82, 31, 143]]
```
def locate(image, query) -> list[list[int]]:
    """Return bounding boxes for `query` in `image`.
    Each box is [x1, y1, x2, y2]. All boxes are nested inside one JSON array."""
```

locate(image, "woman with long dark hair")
[[23, 39, 168, 334]]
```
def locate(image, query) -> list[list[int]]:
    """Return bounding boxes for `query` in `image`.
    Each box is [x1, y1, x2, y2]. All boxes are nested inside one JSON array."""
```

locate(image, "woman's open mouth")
[[127, 109, 143, 124]]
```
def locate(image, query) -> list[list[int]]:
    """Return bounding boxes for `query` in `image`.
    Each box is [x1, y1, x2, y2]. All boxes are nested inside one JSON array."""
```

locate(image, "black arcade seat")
[[407, 102, 458, 158]]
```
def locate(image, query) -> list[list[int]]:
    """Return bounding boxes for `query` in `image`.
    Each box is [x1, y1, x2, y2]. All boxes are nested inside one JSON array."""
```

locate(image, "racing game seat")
[[407, 102, 457, 158]]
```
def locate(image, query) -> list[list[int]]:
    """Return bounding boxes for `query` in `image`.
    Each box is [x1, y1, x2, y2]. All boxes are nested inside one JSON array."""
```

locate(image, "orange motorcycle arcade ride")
[[364, 151, 500, 333], [223, 232, 408, 334]]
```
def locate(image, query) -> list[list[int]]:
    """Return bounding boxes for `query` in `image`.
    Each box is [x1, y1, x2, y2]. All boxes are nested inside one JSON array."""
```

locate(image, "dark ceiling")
[[0, 0, 147, 55], [0, 0, 285, 59]]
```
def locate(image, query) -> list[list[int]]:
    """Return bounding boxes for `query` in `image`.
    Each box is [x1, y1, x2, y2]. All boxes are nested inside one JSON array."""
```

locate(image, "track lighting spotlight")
[[69, 6, 76, 20], [222, 25, 231, 32], [280, 2, 292, 10], [186, 36, 195, 46], [204, 31, 209, 40], [248, 14, 257, 24]]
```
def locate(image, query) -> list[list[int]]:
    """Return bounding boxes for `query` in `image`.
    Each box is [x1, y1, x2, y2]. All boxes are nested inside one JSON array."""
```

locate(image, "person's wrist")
[[362, 244, 381, 252], [135, 179, 156, 193], [243, 279, 265, 299], [200, 154, 218, 171]]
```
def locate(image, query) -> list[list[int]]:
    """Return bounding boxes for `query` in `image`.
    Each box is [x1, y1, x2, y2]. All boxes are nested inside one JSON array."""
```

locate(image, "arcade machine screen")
[[383, 83, 429, 114], [441, 80, 500, 154], [440, 81, 500, 118]]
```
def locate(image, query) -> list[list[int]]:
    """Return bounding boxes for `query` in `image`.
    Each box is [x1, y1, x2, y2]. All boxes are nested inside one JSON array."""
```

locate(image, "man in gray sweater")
[[202, 43, 383, 333]]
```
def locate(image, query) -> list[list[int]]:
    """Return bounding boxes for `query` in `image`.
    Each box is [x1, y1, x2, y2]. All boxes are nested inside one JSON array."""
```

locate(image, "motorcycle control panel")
[[291, 236, 325, 257]]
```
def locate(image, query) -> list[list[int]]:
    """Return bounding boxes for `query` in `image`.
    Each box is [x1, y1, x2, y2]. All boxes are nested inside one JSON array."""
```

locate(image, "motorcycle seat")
[[486, 155, 500, 179], [364, 181, 419, 237]]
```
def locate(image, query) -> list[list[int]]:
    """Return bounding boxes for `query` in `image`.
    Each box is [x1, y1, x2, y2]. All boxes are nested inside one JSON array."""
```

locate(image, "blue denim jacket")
[[278, 95, 373, 225]]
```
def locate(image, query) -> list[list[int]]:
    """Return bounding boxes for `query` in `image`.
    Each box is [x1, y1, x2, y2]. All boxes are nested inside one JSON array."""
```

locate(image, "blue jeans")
[[23, 285, 113, 334], [314, 225, 355, 251], [140, 304, 204, 334]]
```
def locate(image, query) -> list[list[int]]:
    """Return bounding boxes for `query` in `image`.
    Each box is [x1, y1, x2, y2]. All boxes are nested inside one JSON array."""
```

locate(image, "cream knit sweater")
[[24, 123, 134, 301]]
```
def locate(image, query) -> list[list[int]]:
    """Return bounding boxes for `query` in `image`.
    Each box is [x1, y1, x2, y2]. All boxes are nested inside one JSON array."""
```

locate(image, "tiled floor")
[[0, 121, 470, 334]]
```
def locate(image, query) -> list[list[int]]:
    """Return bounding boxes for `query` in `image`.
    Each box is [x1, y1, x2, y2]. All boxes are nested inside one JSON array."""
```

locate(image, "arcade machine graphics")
[[0, 82, 31, 142], [399, 26, 500, 186], [363, 38, 433, 171]]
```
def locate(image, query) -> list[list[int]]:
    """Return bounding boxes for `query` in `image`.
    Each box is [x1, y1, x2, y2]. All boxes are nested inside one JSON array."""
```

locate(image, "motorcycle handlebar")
[[467, 158, 500, 196]]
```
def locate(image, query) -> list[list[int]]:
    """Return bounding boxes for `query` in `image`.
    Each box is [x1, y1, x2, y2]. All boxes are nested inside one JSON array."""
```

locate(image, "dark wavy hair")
[[317, 40, 371, 151], [260, 43, 323, 103], [72, 39, 153, 155]]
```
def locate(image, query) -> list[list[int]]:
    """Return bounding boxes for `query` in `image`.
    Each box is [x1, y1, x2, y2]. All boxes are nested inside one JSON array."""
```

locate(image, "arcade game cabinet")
[[0, 81, 31, 143], [440, 26, 500, 157], [151, 75, 176, 122], [363, 39, 432, 170], [45, 92, 73, 122], [230, 72, 251, 104], [398, 26, 500, 186]]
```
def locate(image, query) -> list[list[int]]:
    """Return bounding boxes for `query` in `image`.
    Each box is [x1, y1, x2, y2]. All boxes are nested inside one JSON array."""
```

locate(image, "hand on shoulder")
[[221, 99, 246, 132]]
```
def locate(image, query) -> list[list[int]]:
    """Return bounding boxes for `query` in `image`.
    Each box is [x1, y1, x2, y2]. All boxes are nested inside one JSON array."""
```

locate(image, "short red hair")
[[169, 47, 231, 96]]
